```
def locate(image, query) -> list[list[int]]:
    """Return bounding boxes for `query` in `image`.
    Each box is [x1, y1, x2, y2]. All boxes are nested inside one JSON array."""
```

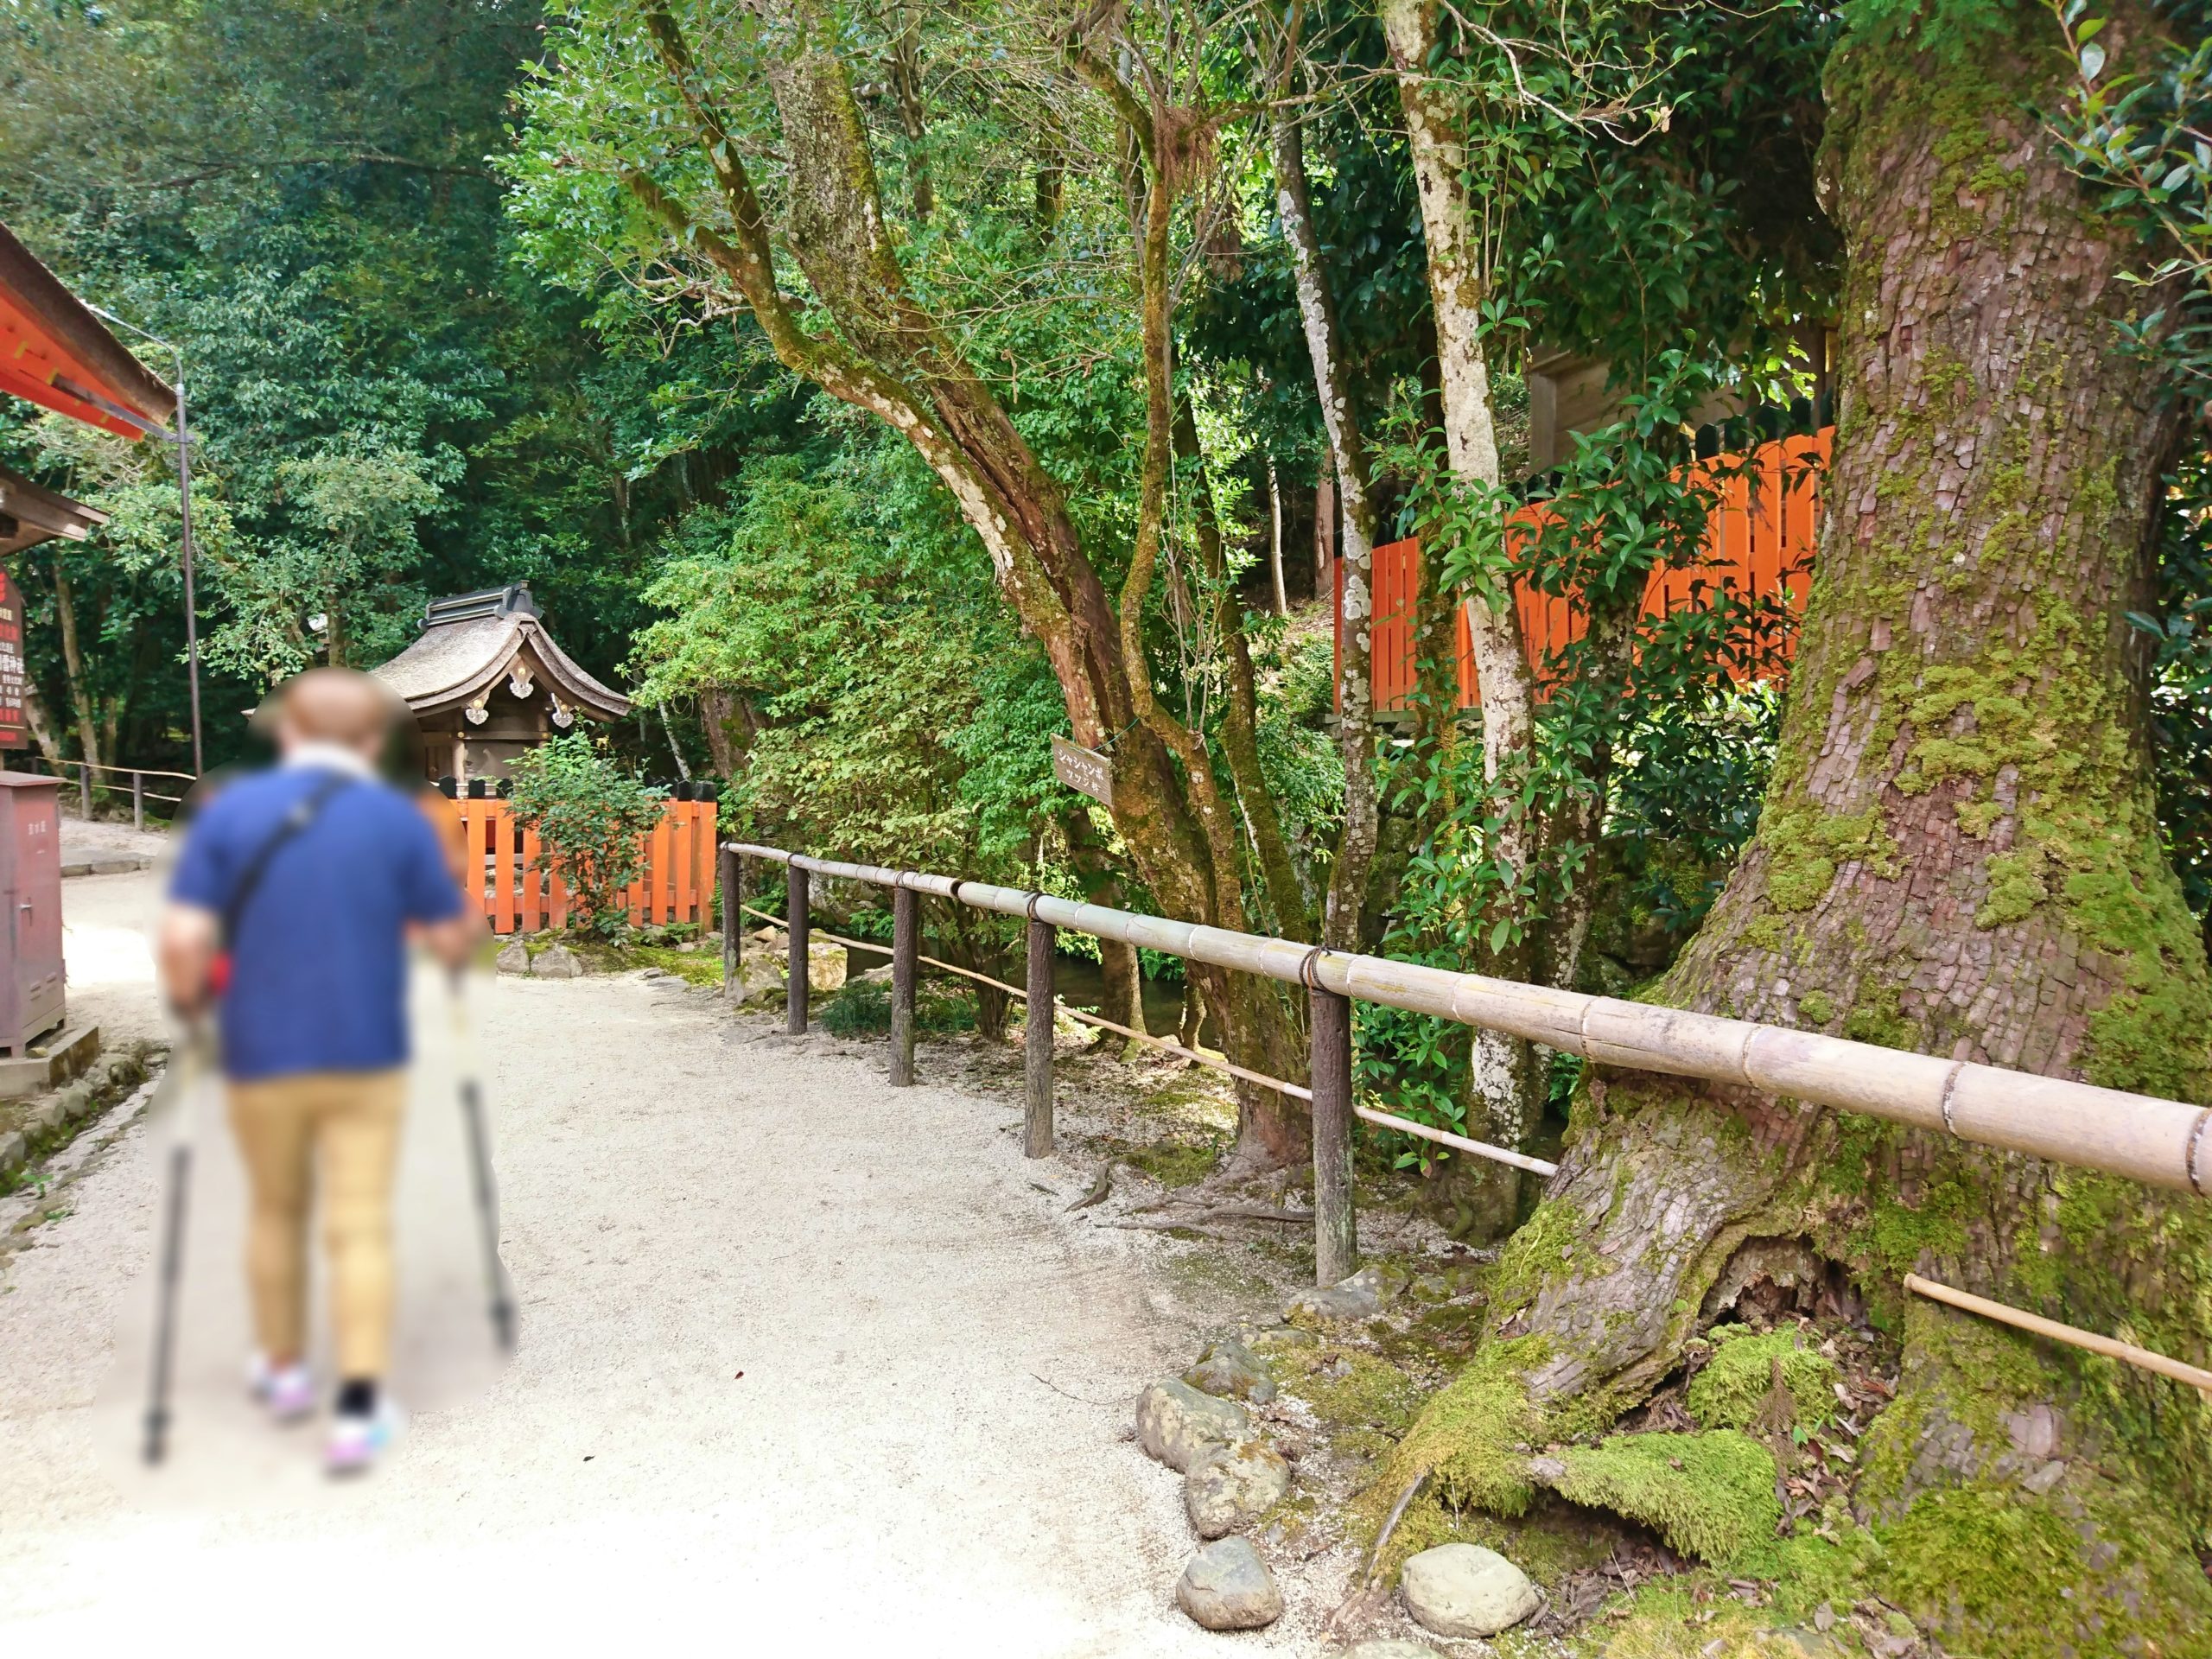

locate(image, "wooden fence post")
[[1025, 913, 1055, 1156], [787, 864, 810, 1035], [131, 772, 144, 832], [890, 883, 918, 1087], [721, 845, 741, 1002], [78, 765, 91, 822], [1309, 982, 1357, 1286]]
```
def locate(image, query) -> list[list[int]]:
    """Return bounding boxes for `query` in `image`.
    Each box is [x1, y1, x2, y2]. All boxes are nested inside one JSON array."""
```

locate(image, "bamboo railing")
[[729, 836, 2212, 1397], [722, 839, 2212, 1393], [727, 841, 2211, 1195]]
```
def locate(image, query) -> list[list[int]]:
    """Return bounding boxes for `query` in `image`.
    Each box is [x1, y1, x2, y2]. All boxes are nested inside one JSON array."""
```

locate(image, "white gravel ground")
[[0, 873, 1342, 1653]]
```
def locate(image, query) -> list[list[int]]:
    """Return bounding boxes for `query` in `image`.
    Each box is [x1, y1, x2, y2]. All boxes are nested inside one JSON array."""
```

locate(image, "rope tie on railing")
[[1297, 945, 1332, 991], [1025, 893, 1047, 921]]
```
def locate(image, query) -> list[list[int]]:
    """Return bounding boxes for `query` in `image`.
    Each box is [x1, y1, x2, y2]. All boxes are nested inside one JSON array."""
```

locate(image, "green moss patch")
[[1381, 1489, 1636, 1588], [1759, 805, 1899, 912], [1276, 1343, 1423, 1462], [1541, 1429, 1782, 1572], [1377, 1337, 1548, 1516], [1876, 1482, 2212, 1658], [1686, 1326, 1837, 1434], [1121, 1139, 1221, 1187]]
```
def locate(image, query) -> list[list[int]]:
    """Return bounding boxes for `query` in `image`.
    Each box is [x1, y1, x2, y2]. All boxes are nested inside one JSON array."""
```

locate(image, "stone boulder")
[[494, 941, 531, 976], [728, 954, 787, 1006], [1175, 1537, 1281, 1630], [1184, 1336, 1275, 1403], [1285, 1262, 1409, 1325], [805, 939, 848, 993], [1136, 1379, 1250, 1473], [530, 944, 584, 980], [1400, 1543, 1540, 1638], [1184, 1439, 1291, 1539]]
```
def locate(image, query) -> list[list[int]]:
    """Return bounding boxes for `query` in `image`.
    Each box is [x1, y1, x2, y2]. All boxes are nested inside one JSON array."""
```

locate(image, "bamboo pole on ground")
[[1905, 1274, 2212, 1395]]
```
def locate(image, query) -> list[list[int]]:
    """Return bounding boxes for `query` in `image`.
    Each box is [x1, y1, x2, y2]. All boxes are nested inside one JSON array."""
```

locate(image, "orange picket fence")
[[440, 797, 721, 936], [1342, 429, 1827, 714]]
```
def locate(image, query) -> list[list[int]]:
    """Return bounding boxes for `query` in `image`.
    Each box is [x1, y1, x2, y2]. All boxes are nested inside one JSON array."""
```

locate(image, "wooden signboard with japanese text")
[[0, 569, 25, 748], [1051, 734, 1114, 808]]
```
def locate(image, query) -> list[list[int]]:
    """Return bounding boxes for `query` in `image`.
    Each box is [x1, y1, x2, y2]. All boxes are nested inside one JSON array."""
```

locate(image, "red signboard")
[[0, 569, 25, 748]]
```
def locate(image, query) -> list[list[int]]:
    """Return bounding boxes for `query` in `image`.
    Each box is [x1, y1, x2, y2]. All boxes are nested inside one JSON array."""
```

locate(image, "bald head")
[[274, 668, 399, 759]]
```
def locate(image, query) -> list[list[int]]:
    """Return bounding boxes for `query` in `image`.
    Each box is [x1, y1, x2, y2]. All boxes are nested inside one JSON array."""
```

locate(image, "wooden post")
[[131, 772, 144, 832], [1310, 983, 1357, 1286], [721, 845, 741, 1002], [78, 764, 91, 822], [787, 865, 810, 1035], [891, 884, 918, 1087], [1025, 915, 1055, 1156]]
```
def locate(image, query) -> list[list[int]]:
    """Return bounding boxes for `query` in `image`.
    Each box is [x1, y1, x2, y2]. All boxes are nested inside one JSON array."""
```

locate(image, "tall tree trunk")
[[1274, 108, 1382, 954], [1179, 399, 1313, 943], [1061, 804, 1145, 1041], [887, 4, 933, 221], [1266, 460, 1287, 616], [1380, 0, 1543, 1225], [632, 3, 1306, 1166], [21, 682, 64, 766], [48, 563, 100, 770], [698, 687, 747, 779], [1386, 8, 2212, 1643]]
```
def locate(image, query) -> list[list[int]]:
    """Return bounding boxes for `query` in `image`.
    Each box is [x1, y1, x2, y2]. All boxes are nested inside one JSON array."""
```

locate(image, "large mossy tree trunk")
[[1389, 6, 2212, 1646]]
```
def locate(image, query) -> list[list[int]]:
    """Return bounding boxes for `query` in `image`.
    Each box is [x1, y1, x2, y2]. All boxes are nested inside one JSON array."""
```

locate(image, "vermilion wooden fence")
[[441, 797, 720, 936], [1342, 429, 1827, 713]]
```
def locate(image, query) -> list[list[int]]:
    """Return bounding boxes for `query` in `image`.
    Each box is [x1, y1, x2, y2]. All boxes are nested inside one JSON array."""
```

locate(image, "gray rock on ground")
[[1174, 1536, 1282, 1630], [728, 955, 786, 1005], [530, 944, 584, 980], [1284, 1262, 1409, 1324], [1400, 1542, 1541, 1637], [1136, 1378, 1250, 1473], [494, 941, 531, 976], [1184, 1336, 1276, 1403], [805, 940, 848, 993], [1184, 1438, 1292, 1539], [1345, 1642, 1448, 1659]]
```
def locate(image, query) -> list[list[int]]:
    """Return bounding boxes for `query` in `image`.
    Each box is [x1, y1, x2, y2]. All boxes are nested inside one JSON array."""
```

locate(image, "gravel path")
[[0, 874, 1332, 1651]]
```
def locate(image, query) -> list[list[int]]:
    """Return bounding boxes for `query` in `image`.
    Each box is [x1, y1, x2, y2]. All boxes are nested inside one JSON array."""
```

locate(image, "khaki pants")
[[227, 1069, 407, 1379]]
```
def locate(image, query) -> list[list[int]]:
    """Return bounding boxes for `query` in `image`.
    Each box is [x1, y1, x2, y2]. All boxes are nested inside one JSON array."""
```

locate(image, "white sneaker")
[[245, 1354, 316, 1422], [324, 1397, 404, 1477]]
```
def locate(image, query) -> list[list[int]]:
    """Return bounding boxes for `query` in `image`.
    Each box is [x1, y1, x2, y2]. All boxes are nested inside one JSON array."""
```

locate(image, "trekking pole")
[[450, 970, 516, 1351], [143, 1018, 212, 1465]]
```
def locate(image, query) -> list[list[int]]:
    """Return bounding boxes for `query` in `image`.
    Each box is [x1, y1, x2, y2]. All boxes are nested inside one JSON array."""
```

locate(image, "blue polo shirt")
[[169, 766, 465, 1081]]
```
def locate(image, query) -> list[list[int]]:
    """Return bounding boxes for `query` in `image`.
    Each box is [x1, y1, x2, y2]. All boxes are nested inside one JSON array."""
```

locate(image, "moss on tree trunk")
[[1384, 7, 2212, 1649]]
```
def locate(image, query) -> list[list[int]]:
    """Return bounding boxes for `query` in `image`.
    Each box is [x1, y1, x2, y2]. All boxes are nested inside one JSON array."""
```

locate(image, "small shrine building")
[[372, 584, 629, 786]]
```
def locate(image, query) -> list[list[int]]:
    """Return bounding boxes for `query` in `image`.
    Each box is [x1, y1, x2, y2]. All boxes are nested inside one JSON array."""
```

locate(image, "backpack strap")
[[219, 771, 356, 950]]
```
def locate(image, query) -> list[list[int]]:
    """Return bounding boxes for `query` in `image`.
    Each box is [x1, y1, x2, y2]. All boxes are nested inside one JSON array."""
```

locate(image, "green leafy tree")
[[506, 734, 668, 941]]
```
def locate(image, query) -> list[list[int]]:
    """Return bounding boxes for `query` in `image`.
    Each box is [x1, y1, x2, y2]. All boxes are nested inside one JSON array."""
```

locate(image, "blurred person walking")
[[158, 669, 480, 1474]]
